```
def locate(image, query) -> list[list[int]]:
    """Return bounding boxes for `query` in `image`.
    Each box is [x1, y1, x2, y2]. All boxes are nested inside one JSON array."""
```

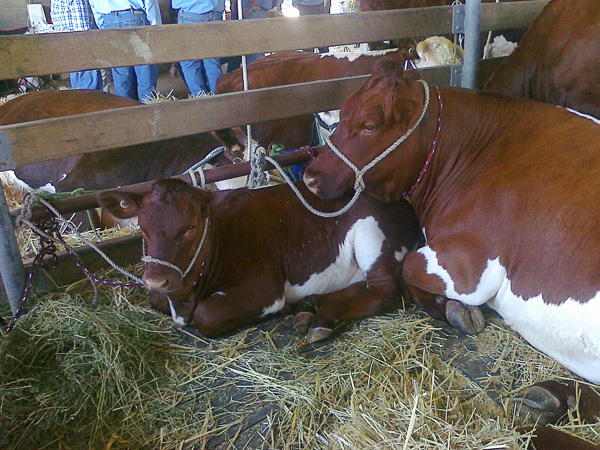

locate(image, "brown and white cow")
[[302, 59, 600, 422], [97, 179, 438, 342], [484, 0, 600, 120], [0, 89, 240, 193], [215, 46, 419, 150]]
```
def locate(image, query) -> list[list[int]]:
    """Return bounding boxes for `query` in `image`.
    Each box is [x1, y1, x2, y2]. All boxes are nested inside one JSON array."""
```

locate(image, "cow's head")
[[98, 179, 249, 326], [303, 57, 431, 203]]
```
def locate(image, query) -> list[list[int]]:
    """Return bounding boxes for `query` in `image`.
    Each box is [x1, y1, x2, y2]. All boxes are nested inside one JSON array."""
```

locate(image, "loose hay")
[[2, 282, 599, 449]]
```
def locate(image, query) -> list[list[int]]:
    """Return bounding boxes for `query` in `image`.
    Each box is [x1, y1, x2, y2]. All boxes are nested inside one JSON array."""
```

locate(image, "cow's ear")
[[391, 95, 419, 130], [97, 190, 143, 219], [208, 188, 251, 217]]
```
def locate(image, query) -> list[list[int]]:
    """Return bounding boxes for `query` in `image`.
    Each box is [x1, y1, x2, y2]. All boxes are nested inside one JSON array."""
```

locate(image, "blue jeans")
[[98, 9, 159, 102], [177, 10, 223, 95], [70, 70, 103, 90]]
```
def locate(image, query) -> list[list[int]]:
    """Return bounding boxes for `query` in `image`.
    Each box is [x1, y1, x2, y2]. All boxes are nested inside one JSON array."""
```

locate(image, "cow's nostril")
[[144, 277, 170, 292], [303, 174, 320, 194]]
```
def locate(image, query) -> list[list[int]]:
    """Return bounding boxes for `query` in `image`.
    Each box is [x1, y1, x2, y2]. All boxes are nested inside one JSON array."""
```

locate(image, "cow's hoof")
[[293, 311, 314, 335], [307, 327, 332, 343], [445, 300, 485, 335], [511, 385, 565, 425]]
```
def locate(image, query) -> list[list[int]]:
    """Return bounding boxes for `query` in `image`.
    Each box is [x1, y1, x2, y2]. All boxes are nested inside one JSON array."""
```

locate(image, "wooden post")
[[0, 179, 25, 315]]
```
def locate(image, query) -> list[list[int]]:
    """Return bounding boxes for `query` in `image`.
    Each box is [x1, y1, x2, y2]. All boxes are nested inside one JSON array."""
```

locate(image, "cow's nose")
[[303, 172, 320, 195], [144, 277, 170, 292]]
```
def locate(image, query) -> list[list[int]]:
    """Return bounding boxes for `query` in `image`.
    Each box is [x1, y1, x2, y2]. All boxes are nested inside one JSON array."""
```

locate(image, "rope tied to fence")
[[185, 145, 226, 188]]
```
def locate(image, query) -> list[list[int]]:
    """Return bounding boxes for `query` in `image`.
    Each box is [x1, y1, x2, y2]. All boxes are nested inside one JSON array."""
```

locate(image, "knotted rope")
[[185, 145, 226, 188]]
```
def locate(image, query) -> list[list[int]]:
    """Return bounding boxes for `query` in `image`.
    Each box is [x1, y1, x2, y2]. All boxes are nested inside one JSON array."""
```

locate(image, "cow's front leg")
[[402, 245, 488, 335], [512, 380, 600, 425], [194, 285, 287, 338], [293, 280, 406, 343]]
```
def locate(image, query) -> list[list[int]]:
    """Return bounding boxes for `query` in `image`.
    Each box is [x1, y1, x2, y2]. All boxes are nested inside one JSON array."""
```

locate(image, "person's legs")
[[100, 9, 157, 100], [111, 66, 138, 100], [177, 10, 210, 96], [69, 69, 103, 90], [134, 64, 159, 102]]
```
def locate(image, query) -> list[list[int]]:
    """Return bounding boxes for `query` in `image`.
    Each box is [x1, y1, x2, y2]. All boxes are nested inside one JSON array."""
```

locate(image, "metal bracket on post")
[[450, 65, 463, 87], [452, 3, 465, 34]]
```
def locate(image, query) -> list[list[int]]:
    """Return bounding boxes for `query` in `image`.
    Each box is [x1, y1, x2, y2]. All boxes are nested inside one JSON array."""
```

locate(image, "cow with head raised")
[[303, 58, 600, 423], [97, 179, 453, 342]]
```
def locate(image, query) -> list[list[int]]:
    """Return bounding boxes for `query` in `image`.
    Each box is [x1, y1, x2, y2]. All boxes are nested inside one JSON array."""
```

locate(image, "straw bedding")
[[1, 276, 599, 448]]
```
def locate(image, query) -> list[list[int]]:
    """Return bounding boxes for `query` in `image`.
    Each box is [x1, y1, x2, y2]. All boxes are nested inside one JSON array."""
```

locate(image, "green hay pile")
[[0, 287, 179, 448]]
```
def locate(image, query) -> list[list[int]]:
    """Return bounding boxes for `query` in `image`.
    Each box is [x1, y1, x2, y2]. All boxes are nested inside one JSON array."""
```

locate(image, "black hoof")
[[445, 300, 485, 335], [511, 385, 565, 425]]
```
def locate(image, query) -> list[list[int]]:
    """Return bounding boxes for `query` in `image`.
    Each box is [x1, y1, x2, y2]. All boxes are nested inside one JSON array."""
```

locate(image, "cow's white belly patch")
[[419, 246, 600, 383], [284, 217, 384, 303]]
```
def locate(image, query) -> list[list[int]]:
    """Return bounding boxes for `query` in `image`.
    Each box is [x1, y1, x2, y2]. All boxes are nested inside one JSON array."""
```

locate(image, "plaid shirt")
[[50, 0, 98, 32]]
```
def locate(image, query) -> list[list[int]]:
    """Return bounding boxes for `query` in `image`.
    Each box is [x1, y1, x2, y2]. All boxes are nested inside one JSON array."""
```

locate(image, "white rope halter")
[[141, 216, 209, 280], [266, 79, 431, 218]]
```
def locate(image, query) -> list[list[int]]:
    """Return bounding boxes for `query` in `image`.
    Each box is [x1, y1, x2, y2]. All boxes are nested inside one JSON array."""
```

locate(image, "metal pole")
[[0, 179, 25, 316], [462, 0, 481, 89]]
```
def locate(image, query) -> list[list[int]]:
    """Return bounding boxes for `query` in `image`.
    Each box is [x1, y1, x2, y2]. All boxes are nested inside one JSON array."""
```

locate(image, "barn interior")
[[1, 1, 599, 448]]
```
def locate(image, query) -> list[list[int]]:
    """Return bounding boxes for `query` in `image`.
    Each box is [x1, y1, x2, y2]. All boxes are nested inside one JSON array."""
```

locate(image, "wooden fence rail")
[[0, 2, 547, 80]]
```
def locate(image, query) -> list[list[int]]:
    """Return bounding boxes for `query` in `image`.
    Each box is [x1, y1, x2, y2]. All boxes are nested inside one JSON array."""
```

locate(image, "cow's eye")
[[364, 124, 377, 133], [186, 225, 196, 233]]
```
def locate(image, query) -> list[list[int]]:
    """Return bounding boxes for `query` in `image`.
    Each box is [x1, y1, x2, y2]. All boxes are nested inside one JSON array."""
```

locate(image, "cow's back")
[[0, 90, 140, 125], [484, 0, 600, 118], [216, 51, 398, 94]]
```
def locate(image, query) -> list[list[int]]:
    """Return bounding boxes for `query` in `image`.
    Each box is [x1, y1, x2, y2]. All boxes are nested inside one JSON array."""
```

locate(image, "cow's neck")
[[407, 88, 522, 226]]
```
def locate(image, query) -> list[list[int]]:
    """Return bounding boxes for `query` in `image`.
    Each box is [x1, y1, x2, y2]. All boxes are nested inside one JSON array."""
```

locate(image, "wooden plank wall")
[[0, 1, 548, 171]]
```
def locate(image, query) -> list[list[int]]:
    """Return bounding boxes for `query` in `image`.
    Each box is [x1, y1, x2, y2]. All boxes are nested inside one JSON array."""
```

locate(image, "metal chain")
[[1, 220, 57, 335]]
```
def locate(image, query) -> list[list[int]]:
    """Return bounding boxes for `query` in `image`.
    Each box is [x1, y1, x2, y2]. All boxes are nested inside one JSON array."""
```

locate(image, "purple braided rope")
[[3, 223, 56, 334], [2, 220, 143, 335]]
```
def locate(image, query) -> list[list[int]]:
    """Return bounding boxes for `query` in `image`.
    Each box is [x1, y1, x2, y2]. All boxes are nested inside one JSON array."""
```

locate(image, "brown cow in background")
[[484, 0, 600, 119]]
